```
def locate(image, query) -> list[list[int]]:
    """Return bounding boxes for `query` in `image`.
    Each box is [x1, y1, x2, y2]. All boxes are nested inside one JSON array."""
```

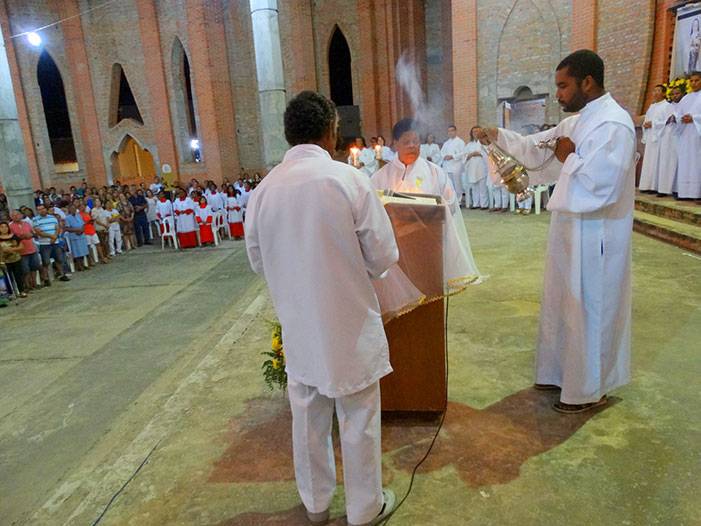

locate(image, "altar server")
[[480, 50, 635, 413], [639, 84, 672, 192], [419, 134, 442, 165], [195, 196, 215, 245], [460, 127, 490, 209], [440, 125, 466, 203], [173, 189, 198, 248], [225, 188, 244, 240], [657, 86, 686, 195], [245, 91, 398, 526], [675, 71, 701, 199]]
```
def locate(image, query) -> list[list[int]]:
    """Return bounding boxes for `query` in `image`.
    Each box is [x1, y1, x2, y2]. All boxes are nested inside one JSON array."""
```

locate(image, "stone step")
[[634, 193, 701, 227], [633, 210, 701, 254]]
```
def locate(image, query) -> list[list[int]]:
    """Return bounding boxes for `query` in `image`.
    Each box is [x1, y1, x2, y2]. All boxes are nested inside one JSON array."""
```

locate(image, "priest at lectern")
[[371, 118, 483, 297]]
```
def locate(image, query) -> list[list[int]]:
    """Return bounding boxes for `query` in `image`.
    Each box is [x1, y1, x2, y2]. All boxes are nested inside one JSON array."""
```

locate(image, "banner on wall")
[[671, 2, 701, 80]]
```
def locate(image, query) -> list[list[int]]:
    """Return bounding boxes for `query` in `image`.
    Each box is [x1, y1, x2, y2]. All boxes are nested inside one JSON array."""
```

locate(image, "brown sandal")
[[553, 396, 607, 414], [533, 383, 561, 391]]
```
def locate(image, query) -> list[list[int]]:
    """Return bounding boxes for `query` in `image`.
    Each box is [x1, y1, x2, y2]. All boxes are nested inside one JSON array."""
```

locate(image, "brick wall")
[[472, 0, 571, 128], [596, 0, 655, 114], [3, 0, 672, 189], [642, 0, 677, 111], [571, 0, 597, 50]]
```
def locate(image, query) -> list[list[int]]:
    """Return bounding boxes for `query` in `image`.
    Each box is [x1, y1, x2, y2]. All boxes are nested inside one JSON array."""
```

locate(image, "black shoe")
[[59, 275, 70, 282], [44, 280, 51, 287]]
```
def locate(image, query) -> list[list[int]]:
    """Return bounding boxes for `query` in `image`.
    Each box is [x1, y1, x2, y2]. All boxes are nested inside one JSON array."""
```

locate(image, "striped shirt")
[[32, 214, 59, 245]]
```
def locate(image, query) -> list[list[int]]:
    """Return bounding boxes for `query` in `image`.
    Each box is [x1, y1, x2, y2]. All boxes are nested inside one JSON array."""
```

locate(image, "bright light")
[[190, 139, 200, 150], [27, 32, 42, 47]]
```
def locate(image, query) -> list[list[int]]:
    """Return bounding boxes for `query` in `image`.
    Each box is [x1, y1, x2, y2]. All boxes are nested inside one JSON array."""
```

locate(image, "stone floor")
[[1, 211, 699, 526]]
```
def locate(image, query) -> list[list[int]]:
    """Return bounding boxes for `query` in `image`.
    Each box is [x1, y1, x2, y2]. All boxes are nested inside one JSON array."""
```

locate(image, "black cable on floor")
[[382, 296, 450, 524], [90, 439, 161, 526]]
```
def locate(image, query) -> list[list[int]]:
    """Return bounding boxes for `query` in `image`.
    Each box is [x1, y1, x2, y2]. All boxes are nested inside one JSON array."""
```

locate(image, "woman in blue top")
[[64, 203, 89, 271]]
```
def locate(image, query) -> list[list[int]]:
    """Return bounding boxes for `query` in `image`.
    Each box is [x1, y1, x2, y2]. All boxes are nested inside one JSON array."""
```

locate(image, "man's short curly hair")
[[284, 91, 337, 146]]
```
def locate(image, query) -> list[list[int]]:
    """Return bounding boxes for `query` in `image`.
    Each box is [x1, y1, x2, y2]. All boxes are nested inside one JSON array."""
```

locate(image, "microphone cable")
[[381, 295, 450, 524]]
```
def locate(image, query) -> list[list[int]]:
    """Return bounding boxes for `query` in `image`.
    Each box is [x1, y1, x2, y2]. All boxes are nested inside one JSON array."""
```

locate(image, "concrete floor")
[[1, 212, 699, 526]]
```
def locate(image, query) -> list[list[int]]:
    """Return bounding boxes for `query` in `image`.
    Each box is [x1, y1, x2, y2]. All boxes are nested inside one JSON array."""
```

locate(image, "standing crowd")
[[639, 72, 701, 199], [343, 124, 549, 215], [0, 174, 261, 308]]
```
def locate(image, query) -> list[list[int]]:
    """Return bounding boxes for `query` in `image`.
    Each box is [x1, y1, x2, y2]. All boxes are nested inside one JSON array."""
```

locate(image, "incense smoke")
[[395, 51, 444, 134]]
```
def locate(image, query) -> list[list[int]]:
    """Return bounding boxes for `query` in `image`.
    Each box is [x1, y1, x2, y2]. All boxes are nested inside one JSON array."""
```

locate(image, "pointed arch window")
[[37, 50, 78, 171], [172, 38, 200, 162], [328, 27, 353, 106], [109, 63, 144, 127]]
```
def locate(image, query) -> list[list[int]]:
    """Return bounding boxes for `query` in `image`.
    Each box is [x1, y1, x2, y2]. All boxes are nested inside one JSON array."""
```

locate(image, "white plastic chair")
[[215, 210, 230, 241], [160, 217, 178, 250], [62, 238, 77, 273], [533, 185, 550, 215], [509, 185, 549, 214]]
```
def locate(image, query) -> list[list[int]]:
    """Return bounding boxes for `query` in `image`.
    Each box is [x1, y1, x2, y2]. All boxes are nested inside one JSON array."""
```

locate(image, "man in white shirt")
[[245, 91, 398, 526], [149, 176, 163, 196], [478, 49, 635, 414], [441, 125, 466, 205]]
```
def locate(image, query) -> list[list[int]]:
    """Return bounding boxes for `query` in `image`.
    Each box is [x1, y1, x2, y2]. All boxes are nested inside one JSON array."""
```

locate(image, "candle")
[[350, 146, 360, 168], [374, 144, 382, 160]]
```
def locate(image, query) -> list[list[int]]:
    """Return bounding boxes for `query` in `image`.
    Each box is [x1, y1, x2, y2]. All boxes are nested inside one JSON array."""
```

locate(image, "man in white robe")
[[657, 86, 686, 195], [419, 134, 442, 165], [675, 71, 701, 199], [440, 125, 466, 204], [245, 91, 397, 526], [639, 84, 672, 192], [372, 118, 482, 284], [479, 50, 635, 413]]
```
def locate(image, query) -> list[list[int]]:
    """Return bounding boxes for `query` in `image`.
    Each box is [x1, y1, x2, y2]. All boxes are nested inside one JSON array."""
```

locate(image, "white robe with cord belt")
[[675, 90, 701, 198], [639, 100, 672, 192], [496, 93, 634, 405], [657, 102, 680, 195]]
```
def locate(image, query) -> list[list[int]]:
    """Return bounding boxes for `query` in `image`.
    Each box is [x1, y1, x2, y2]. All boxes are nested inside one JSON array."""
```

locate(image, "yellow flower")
[[272, 358, 280, 369], [271, 336, 282, 352]]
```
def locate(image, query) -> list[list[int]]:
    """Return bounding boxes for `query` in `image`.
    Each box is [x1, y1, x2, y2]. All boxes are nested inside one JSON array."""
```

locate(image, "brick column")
[[135, 0, 180, 182], [0, 0, 41, 191], [571, 0, 597, 51], [642, 0, 677, 109], [357, 0, 380, 137], [56, 0, 106, 186], [451, 0, 478, 132]]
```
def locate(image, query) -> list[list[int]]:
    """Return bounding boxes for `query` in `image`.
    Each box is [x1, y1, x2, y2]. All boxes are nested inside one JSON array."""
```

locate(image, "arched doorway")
[[111, 135, 155, 186]]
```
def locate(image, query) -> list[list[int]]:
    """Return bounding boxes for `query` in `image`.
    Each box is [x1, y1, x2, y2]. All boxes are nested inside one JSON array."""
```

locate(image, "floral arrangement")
[[262, 321, 287, 391], [665, 77, 692, 101]]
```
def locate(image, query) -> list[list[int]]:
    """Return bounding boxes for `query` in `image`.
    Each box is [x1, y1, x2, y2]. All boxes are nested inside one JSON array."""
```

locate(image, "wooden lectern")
[[380, 201, 447, 413]]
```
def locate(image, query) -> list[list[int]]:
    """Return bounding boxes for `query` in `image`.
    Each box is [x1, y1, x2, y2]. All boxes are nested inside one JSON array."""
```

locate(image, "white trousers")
[[488, 185, 510, 209], [108, 227, 122, 254], [447, 171, 464, 202], [463, 177, 489, 208], [288, 379, 383, 525]]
